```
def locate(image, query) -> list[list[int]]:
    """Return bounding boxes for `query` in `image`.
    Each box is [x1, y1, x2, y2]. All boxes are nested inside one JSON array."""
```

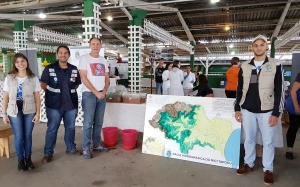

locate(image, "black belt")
[[17, 100, 23, 102]]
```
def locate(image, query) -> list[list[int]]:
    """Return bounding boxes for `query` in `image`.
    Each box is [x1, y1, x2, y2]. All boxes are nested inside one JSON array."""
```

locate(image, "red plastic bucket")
[[103, 127, 118, 147], [122, 129, 137, 150]]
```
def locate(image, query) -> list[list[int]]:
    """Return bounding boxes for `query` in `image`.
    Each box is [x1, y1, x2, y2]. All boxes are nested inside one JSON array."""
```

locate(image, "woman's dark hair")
[[57, 45, 70, 54], [198, 74, 208, 84], [165, 62, 172, 70], [8, 53, 35, 77], [114, 67, 119, 76], [172, 60, 180, 68], [231, 57, 240, 65]]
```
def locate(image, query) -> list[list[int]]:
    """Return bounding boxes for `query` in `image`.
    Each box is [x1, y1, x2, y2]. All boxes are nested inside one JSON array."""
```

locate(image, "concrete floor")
[[0, 122, 299, 187]]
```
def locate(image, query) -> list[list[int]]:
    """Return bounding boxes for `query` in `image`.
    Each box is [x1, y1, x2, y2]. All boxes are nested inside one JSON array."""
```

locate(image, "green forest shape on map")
[[155, 103, 232, 156]]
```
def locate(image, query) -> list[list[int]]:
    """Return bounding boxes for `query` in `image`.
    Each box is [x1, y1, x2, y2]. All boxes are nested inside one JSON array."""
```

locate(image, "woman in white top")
[[2, 53, 41, 172], [169, 60, 184, 96], [162, 62, 173, 95]]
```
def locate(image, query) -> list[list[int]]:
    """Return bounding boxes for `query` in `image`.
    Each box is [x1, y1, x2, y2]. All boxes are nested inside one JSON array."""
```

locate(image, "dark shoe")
[[236, 164, 253, 176], [92, 143, 108, 152], [285, 152, 294, 160], [25, 157, 35, 170], [18, 159, 27, 172], [264, 170, 274, 185], [82, 149, 93, 159], [42, 155, 53, 164], [66, 149, 82, 156]]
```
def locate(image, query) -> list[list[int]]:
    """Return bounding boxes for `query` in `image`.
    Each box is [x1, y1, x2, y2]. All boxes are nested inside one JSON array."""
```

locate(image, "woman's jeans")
[[9, 102, 35, 160]]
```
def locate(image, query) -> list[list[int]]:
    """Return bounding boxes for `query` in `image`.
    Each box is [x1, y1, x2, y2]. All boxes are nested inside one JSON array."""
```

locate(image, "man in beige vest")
[[234, 35, 284, 185]]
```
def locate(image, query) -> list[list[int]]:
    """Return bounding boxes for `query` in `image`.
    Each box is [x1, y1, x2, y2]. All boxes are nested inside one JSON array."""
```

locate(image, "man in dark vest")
[[41, 46, 82, 164]]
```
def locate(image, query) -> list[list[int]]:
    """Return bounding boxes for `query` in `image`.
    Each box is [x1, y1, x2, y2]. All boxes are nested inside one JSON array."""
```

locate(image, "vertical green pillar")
[[129, 10, 147, 26], [83, 0, 98, 40], [83, 0, 98, 17], [270, 37, 277, 58], [128, 9, 147, 93], [190, 41, 195, 72], [14, 21, 34, 51], [14, 20, 34, 31]]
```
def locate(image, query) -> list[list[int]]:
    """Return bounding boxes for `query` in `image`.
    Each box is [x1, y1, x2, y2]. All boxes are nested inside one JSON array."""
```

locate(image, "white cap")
[[252, 34, 268, 44]]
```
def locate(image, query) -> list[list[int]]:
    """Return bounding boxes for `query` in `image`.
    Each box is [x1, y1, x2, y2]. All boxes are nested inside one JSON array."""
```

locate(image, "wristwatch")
[[2, 112, 7, 115]]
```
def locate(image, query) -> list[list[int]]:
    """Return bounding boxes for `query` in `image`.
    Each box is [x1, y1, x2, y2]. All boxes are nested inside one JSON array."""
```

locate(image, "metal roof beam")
[[205, 47, 211, 54], [176, 29, 289, 38], [121, 0, 178, 12], [148, 5, 300, 21], [42, 17, 299, 31], [0, 0, 83, 11], [118, 0, 133, 20], [289, 44, 299, 52], [177, 11, 195, 43], [275, 21, 300, 48], [166, 18, 299, 30], [0, 14, 82, 21], [272, 0, 292, 38], [0, 23, 14, 28], [99, 22, 128, 44], [0, 32, 14, 39]]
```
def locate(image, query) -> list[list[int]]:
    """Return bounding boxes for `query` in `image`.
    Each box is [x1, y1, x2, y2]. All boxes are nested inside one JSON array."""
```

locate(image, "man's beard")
[[59, 60, 68, 63]]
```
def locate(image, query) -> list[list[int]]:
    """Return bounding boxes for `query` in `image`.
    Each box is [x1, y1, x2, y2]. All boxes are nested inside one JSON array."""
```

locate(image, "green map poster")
[[142, 95, 241, 169]]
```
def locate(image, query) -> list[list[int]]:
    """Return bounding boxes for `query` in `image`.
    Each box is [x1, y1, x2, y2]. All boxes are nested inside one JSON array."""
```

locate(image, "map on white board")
[[142, 95, 241, 169]]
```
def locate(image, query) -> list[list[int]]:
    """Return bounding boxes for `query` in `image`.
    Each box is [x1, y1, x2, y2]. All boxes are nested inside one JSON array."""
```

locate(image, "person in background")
[[79, 37, 109, 159], [225, 57, 240, 98], [183, 65, 196, 96], [2, 53, 41, 171], [108, 66, 113, 78], [194, 72, 200, 86], [285, 72, 300, 160], [114, 67, 119, 77], [169, 60, 184, 96], [162, 62, 173, 95], [189, 74, 213, 97], [40, 46, 82, 164], [155, 59, 164, 94], [116, 53, 122, 63], [234, 35, 284, 185]]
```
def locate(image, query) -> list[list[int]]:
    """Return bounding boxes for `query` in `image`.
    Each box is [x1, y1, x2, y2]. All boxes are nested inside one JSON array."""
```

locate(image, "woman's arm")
[[180, 70, 184, 82], [162, 71, 169, 81], [2, 92, 10, 124], [32, 91, 41, 123], [192, 85, 199, 91], [291, 81, 300, 114]]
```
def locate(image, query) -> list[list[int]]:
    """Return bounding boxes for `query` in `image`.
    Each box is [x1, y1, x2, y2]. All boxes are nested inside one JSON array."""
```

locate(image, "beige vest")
[[239, 58, 278, 111], [7, 75, 37, 117]]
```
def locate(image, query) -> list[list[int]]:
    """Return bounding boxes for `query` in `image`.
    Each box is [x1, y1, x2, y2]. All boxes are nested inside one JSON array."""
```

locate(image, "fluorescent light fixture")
[[229, 44, 234, 48], [78, 35, 82, 39], [231, 51, 235, 55], [39, 13, 47, 19], [211, 0, 220, 3], [107, 16, 113, 21], [34, 38, 38, 42]]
